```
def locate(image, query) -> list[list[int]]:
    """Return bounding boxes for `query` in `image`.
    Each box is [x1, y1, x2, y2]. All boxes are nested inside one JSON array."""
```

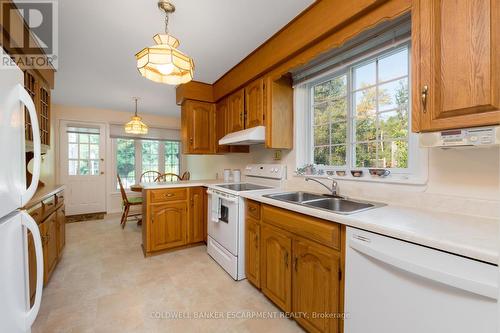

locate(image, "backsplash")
[[186, 145, 500, 219]]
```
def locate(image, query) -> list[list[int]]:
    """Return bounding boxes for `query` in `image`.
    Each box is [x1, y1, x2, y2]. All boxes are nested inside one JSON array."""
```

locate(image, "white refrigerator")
[[0, 61, 44, 332]]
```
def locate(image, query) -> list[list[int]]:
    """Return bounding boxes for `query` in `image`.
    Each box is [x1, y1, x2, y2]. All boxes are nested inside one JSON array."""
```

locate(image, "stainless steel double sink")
[[263, 191, 384, 215]]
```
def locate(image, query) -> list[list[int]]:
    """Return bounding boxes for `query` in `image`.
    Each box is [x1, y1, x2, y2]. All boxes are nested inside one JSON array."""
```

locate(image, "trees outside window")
[[311, 45, 410, 170]]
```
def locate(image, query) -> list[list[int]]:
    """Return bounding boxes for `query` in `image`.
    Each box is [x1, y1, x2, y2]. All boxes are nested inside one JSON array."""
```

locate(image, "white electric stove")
[[206, 164, 286, 280]]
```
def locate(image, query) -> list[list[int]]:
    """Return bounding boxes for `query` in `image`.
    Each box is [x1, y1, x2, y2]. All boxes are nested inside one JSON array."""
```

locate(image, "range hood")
[[219, 126, 265, 145]]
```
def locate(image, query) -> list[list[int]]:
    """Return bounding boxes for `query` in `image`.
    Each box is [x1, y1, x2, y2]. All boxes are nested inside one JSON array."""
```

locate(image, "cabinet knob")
[[421, 85, 429, 113], [189, 138, 193, 145], [284, 251, 289, 268]]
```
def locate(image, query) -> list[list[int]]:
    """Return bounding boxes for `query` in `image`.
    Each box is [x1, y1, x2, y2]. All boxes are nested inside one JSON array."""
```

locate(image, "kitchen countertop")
[[239, 188, 499, 265], [23, 184, 65, 209], [140, 179, 222, 189]]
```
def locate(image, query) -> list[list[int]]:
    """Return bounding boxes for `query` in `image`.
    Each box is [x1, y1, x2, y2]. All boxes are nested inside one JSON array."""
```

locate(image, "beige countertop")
[[239, 188, 499, 265], [23, 184, 65, 209], [140, 179, 222, 189]]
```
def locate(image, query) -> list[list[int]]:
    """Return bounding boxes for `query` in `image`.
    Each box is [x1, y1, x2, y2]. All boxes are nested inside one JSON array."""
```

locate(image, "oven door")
[[207, 189, 239, 256]]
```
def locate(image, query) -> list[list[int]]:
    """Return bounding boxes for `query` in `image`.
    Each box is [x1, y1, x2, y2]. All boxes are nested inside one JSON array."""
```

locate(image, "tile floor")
[[32, 214, 303, 333]]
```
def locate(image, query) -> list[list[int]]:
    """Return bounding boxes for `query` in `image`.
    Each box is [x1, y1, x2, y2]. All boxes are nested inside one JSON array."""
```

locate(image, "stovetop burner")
[[216, 183, 272, 192]]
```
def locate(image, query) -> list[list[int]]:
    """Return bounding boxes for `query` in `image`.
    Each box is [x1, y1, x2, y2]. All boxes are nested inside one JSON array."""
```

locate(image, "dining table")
[[130, 184, 143, 193]]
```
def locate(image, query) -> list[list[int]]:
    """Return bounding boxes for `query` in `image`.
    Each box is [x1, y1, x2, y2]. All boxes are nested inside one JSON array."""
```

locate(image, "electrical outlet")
[[273, 150, 282, 161]]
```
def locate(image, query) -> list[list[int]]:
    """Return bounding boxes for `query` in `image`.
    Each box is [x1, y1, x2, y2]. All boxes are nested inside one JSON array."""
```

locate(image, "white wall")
[[53, 104, 182, 214]]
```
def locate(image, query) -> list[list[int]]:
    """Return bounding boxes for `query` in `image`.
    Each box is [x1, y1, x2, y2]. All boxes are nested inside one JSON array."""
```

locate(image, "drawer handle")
[[249, 207, 256, 212], [165, 193, 174, 197]]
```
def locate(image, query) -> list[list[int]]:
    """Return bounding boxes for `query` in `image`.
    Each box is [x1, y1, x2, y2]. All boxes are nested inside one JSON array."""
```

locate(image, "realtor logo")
[[1, 0, 58, 69]]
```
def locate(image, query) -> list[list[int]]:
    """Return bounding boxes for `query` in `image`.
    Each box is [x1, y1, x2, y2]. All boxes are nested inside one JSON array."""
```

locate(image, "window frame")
[[305, 42, 416, 176], [113, 138, 181, 190]]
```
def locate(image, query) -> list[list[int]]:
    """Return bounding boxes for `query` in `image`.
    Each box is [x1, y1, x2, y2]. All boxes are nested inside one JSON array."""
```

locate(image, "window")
[[310, 45, 410, 171], [68, 127, 100, 176], [115, 139, 181, 189], [116, 138, 136, 188]]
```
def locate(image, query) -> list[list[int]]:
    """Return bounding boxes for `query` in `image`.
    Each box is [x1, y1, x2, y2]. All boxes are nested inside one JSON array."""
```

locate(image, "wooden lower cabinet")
[[143, 186, 207, 255], [40, 212, 58, 285], [150, 202, 187, 251], [261, 223, 292, 312], [245, 217, 260, 288], [56, 204, 66, 255], [188, 187, 204, 243], [246, 200, 345, 333], [293, 238, 341, 333]]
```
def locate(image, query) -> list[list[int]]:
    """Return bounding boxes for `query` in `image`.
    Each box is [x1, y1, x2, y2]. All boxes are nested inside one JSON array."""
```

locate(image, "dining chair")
[[154, 173, 182, 182], [181, 171, 191, 180], [140, 170, 162, 183], [117, 174, 142, 229]]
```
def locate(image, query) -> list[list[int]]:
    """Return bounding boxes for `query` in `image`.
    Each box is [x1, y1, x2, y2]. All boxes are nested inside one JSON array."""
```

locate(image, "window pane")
[[378, 48, 408, 82], [378, 79, 408, 112], [331, 122, 347, 145], [68, 133, 77, 143], [354, 87, 377, 117], [68, 160, 78, 175], [89, 134, 99, 144], [79, 144, 89, 159], [314, 146, 329, 165], [330, 98, 347, 123], [79, 160, 89, 175], [164, 141, 180, 176], [313, 125, 329, 146], [142, 141, 160, 173], [116, 139, 135, 188], [68, 143, 78, 159], [90, 160, 100, 175], [79, 133, 89, 143], [379, 110, 408, 141], [353, 61, 376, 90], [378, 141, 408, 168], [314, 75, 347, 104], [355, 116, 376, 142], [89, 144, 99, 159], [355, 142, 377, 168], [331, 145, 346, 166]]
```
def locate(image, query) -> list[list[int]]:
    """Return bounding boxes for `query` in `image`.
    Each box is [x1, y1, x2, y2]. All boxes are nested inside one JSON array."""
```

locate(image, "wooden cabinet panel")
[[293, 238, 341, 333], [246, 200, 261, 220], [216, 98, 230, 153], [40, 212, 58, 285], [150, 188, 188, 203], [188, 187, 204, 243], [260, 224, 292, 312], [262, 205, 340, 250], [150, 202, 187, 251], [56, 204, 66, 256], [245, 217, 261, 288], [413, 0, 500, 131], [27, 231, 37, 305], [181, 100, 215, 154], [264, 76, 293, 149], [245, 78, 265, 128], [228, 89, 245, 132]]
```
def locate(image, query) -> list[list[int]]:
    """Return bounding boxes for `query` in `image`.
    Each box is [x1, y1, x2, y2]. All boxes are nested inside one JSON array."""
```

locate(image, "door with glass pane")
[[59, 121, 106, 215]]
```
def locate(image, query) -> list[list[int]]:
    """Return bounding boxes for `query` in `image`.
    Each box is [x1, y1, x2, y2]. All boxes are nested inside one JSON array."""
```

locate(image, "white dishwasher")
[[345, 227, 498, 333]]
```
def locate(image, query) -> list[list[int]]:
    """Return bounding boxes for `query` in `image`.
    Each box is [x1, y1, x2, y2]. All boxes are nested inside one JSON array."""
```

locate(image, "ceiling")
[[52, 0, 313, 116]]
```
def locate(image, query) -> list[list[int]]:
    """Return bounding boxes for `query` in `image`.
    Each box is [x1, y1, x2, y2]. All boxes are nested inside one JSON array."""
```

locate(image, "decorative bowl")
[[369, 168, 391, 177], [351, 170, 363, 177]]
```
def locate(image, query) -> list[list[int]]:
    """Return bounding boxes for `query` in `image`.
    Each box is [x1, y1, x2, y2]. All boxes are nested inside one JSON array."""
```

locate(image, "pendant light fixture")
[[124, 98, 148, 135], [135, 0, 194, 85]]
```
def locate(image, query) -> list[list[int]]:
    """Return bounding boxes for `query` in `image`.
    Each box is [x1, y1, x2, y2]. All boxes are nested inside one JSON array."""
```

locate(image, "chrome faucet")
[[305, 177, 341, 198]]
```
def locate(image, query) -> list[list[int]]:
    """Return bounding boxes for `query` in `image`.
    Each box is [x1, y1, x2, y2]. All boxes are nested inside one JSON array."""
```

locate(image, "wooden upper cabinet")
[[188, 187, 204, 244], [260, 224, 292, 312], [228, 89, 245, 132], [245, 78, 265, 128], [181, 100, 215, 154], [150, 202, 187, 251], [216, 98, 230, 153], [264, 76, 293, 149], [24, 70, 51, 147], [412, 0, 500, 132], [293, 238, 341, 333]]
